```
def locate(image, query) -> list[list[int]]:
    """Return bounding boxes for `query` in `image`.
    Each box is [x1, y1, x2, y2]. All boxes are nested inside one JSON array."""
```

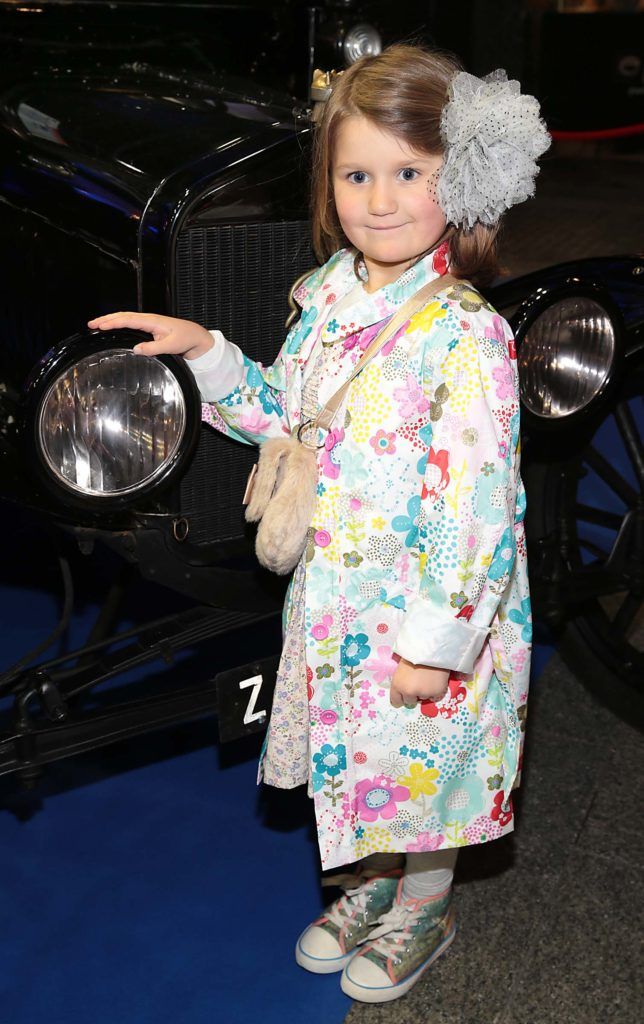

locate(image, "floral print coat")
[[200, 244, 531, 871]]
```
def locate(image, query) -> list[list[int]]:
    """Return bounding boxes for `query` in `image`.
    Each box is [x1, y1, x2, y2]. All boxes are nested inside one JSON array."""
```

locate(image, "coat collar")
[[317, 242, 450, 348]]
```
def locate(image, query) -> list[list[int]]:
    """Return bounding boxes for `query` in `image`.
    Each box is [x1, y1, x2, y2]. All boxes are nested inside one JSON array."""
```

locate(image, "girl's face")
[[332, 115, 446, 292]]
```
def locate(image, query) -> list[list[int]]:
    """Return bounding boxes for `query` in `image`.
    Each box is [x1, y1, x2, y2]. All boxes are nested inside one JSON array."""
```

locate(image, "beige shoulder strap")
[[313, 273, 458, 432]]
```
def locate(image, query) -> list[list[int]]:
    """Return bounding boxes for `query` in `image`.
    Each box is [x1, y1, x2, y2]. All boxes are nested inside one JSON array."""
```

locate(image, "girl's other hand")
[[86, 312, 214, 361], [390, 656, 450, 709]]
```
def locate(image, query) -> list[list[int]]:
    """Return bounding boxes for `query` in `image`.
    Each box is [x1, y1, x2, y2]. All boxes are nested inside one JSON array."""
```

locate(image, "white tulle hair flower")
[[436, 69, 551, 230]]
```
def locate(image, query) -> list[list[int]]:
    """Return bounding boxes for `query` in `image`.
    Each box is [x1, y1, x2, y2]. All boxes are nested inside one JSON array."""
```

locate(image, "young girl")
[[88, 45, 549, 1004]]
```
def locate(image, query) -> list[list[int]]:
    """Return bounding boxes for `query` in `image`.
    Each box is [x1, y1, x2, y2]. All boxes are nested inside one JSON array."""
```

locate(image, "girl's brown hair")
[[310, 44, 500, 286]]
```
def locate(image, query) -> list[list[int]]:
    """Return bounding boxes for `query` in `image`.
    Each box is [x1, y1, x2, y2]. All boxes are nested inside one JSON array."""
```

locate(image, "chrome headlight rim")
[[342, 23, 383, 66], [512, 281, 625, 428], [26, 330, 202, 511]]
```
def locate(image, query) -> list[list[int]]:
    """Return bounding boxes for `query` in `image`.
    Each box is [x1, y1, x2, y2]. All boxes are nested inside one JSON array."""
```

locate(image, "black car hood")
[[0, 64, 300, 259]]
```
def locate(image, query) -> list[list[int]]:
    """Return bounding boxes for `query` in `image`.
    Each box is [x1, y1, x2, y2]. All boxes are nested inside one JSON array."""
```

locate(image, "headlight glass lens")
[[38, 349, 186, 496], [518, 297, 616, 418], [343, 24, 382, 65]]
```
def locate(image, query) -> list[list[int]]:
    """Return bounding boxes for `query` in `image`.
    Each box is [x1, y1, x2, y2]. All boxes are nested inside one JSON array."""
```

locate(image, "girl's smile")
[[366, 224, 410, 231], [333, 115, 446, 292]]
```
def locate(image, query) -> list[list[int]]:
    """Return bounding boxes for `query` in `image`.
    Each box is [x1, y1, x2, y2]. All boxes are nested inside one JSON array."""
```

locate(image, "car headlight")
[[343, 24, 382, 65], [28, 333, 200, 506], [517, 295, 619, 419]]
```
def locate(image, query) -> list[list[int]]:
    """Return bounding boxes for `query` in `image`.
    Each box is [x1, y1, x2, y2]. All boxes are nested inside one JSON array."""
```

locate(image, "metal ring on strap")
[[296, 419, 327, 449]]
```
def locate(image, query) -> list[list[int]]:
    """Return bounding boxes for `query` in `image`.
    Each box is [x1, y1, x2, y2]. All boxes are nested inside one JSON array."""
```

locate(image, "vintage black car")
[[0, 0, 642, 794]]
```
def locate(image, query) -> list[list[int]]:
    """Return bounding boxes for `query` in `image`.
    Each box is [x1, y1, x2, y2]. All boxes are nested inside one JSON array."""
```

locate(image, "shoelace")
[[360, 902, 425, 956], [322, 871, 373, 929]]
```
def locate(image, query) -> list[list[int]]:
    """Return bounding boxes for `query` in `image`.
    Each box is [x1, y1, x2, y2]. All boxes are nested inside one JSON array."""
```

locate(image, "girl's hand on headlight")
[[86, 312, 214, 360]]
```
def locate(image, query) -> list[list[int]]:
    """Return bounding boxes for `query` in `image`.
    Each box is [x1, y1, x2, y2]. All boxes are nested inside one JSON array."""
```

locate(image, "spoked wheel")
[[531, 364, 644, 726]]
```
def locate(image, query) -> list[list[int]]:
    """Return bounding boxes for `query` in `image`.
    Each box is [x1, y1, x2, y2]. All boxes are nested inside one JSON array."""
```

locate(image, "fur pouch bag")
[[244, 437, 319, 575]]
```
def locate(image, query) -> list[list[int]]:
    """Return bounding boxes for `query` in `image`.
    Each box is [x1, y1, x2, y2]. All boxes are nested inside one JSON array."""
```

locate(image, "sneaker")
[[295, 865, 402, 975], [340, 878, 456, 1002]]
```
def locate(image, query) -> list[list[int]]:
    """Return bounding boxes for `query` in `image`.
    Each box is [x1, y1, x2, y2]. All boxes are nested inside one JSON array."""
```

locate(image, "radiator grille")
[[174, 220, 314, 545]]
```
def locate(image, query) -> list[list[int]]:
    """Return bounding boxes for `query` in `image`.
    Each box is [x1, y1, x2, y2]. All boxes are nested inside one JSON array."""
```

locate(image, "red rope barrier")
[[551, 123, 644, 140]]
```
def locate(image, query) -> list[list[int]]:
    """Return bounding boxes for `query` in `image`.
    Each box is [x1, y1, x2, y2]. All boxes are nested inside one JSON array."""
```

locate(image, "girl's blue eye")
[[348, 171, 368, 184], [400, 168, 419, 181]]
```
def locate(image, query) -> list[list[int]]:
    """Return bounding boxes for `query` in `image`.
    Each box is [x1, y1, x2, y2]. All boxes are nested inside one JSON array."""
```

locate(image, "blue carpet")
[[0, 514, 555, 1024]]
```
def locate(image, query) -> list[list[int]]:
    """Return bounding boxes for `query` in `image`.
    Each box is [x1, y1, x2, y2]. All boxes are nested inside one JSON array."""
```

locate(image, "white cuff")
[[393, 597, 489, 673], [184, 330, 245, 401]]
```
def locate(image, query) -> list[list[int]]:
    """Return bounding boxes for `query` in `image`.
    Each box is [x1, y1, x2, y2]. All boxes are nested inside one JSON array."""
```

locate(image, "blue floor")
[[0, 513, 554, 1024]]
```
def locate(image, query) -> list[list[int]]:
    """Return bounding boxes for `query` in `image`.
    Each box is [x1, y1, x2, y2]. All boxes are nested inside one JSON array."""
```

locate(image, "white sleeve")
[[393, 601, 489, 673], [184, 329, 245, 401]]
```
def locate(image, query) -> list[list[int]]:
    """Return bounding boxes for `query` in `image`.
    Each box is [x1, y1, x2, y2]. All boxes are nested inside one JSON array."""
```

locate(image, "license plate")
[[215, 656, 279, 742]]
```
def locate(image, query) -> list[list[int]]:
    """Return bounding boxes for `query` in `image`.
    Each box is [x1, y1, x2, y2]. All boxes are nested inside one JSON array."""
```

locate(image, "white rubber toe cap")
[[344, 955, 390, 988], [295, 925, 354, 974]]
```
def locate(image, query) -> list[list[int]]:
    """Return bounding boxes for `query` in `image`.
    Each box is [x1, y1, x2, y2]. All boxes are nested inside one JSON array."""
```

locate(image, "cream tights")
[[362, 849, 458, 902]]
